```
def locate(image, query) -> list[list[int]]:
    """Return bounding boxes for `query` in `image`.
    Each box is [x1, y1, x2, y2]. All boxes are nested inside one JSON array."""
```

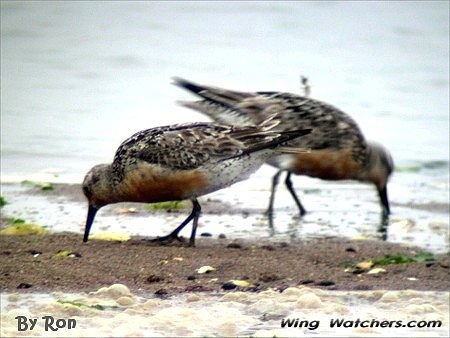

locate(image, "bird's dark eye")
[[92, 174, 100, 185], [82, 186, 92, 199]]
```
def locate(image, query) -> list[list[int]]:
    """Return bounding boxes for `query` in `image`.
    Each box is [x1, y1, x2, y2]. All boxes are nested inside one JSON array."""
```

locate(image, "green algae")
[[147, 201, 186, 210], [0, 222, 48, 236]]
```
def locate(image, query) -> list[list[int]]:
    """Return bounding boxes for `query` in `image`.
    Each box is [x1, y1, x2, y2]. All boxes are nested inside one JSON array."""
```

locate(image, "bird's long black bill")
[[83, 205, 98, 242]]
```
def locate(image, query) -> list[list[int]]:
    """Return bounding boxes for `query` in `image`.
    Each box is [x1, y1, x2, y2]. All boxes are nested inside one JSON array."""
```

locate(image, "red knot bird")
[[173, 77, 394, 231], [82, 118, 311, 246]]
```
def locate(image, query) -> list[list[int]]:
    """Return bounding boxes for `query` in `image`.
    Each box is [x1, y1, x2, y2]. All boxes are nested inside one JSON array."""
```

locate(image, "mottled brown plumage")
[[173, 78, 394, 224], [82, 120, 311, 246]]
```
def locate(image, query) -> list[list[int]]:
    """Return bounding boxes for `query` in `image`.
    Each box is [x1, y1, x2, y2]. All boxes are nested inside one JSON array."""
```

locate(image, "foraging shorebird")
[[82, 119, 311, 246], [173, 78, 394, 227]]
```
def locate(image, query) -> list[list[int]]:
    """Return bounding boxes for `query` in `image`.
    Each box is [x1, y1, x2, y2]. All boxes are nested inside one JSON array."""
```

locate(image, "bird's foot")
[[151, 234, 185, 245]]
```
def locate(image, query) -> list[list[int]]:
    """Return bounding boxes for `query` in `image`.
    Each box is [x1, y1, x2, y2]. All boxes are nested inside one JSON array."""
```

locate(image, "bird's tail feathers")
[[172, 77, 253, 108]]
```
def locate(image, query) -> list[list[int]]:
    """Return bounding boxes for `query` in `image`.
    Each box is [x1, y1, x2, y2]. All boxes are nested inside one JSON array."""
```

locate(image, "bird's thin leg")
[[284, 171, 307, 216], [152, 200, 198, 244], [378, 213, 389, 241], [266, 170, 283, 218], [188, 199, 202, 247], [378, 184, 390, 216], [377, 185, 390, 241]]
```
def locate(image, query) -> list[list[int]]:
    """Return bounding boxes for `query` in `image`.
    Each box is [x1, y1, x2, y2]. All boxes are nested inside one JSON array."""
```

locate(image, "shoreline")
[[1, 181, 449, 295]]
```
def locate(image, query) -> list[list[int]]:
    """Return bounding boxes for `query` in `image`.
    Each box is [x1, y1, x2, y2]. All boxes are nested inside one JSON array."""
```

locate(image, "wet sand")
[[1, 233, 449, 294]]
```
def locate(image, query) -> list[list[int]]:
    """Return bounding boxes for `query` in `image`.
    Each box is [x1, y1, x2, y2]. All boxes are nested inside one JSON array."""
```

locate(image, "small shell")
[[356, 260, 374, 270], [197, 266, 216, 274], [367, 268, 387, 275], [228, 280, 253, 288]]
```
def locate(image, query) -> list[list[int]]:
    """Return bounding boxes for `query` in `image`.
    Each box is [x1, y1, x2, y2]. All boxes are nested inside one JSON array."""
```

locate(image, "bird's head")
[[82, 164, 114, 242]]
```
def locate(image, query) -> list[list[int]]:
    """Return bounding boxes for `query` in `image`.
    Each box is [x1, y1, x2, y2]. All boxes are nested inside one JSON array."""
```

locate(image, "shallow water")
[[1, 163, 449, 254]]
